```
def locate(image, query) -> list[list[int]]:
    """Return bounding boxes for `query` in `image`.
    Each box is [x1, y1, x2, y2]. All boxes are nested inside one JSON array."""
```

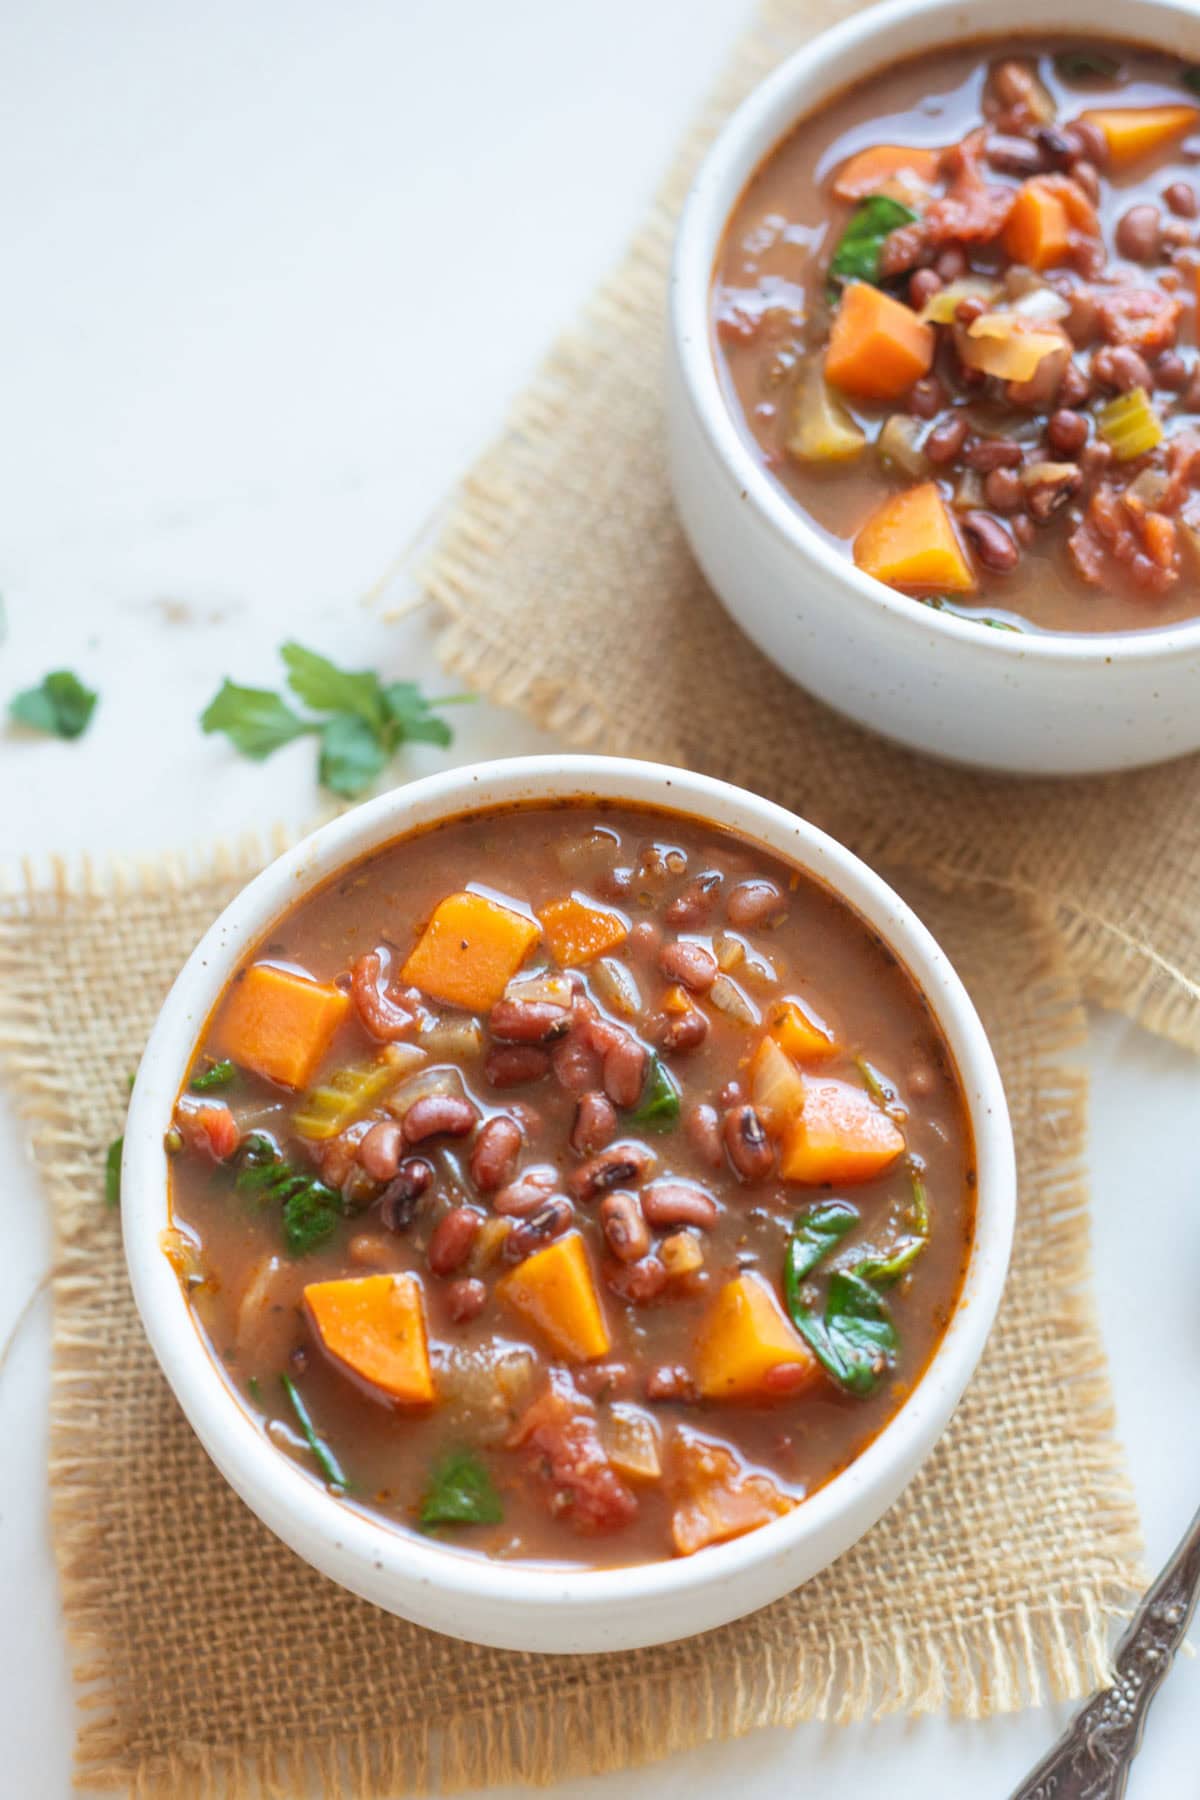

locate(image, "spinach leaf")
[[234, 1133, 342, 1256], [190, 1058, 238, 1093], [281, 1373, 347, 1490], [856, 1168, 930, 1286], [628, 1054, 681, 1131], [828, 194, 917, 293], [200, 681, 311, 758], [420, 1449, 503, 1527], [785, 1200, 860, 1295], [105, 1135, 123, 1209], [1055, 50, 1121, 79], [793, 1270, 899, 1397], [10, 670, 98, 740]]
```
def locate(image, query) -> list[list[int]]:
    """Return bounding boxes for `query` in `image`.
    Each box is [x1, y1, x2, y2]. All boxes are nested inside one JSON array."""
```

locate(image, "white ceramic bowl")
[[123, 755, 1015, 1652], [667, 0, 1200, 776]]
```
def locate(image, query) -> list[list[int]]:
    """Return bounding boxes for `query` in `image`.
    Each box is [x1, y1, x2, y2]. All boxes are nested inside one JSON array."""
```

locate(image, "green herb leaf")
[[10, 670, 98, 740], [280, 1183, 341, 1256], [281, 1373, 347, 1490], [628, 1054, 681, 1131], [856, 1168, 931, 1286], [854, 1054, 907, 1122], [1183, 65, 1200, 95], [280, 641, 387, 731], [190, 1058, 238, 1093], [1056, 50, 1121, 79], [383, 681, 455, 748], [785, 1200, 860, 1293], [828, 194, 918, 293], [420, 1449, 504, 1527], [317, 712, 389, 798], [234, 1133, 342, 1256], [792, 1270, 898, 1396], [105, 1136, 123, 1209], [246, 1374, 262, 1403], [200, 680, 311, 759]]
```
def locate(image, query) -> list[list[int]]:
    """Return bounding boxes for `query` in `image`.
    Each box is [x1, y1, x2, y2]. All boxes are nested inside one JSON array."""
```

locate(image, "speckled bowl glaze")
[[123, 756, 1014, 1651], [667, 0, 1200, 775]]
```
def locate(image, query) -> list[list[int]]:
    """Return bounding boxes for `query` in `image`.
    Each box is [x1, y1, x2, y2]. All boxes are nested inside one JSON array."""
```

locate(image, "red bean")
[[908, 376, 944, 419], [1058, 360, 1090, 408], [484, 1045, 550, 1088], [1070, 160, 1101, 206], [641, 1180, 719, 1230], [659, 939, 718, 993], [908, 268, 943, 310], [488, 998, 571, 1044], [1069, 119, 1109, 169], [379, 1158, 434, 1231], [349, 950, 418, 1042], [1046, 409, 1088, 456], [599, 1191, 651, 1263], [551, 1032, 603, 1094], [428, 1206, 482, 1276], [723, 1104, 774, 1180], [1156, 352, 1189, 391], [445, 1277, 488, 1322], [1164, 181, 1198, 219], [966, 437, 1022, 472], [570, 1142, 654, 1200], [603, 1035, 648, 1109], [505, 1197, 574, 1260], [762, 1361, 814, 1395], [469, 1115, 522, 1192], [403, 1094, 480, 1144], [983, 467, 1023, 512], [658, 1008, 710, 1054], [627, 919, 663, 958], [603, 1254, 668, 1304], [571, 1091, 617, 1155], [934, 245, 967, 282], [1115, 203, 1161, 262], [493, 1165, 558, 1217], [954, 294, 988, 326], [664, 871, 723, 927], [726, 879, 785, 929], [574, 1360, 636, 1400], [685, 1103, 724, 1169], [644, 1364, 697, 1403], [960, 511, 1018, 573], [1093, 345, 1154, 394], [358, 1120, 404, 1183]]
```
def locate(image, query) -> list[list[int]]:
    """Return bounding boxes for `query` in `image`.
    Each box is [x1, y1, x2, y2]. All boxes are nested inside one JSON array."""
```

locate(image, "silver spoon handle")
[[1008, 1504, 1200, 1800]]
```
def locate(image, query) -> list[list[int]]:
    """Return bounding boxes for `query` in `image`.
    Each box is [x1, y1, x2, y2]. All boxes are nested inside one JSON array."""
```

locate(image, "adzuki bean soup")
[[168, 803, 975, 1569], [714, 38, 1200, 632]]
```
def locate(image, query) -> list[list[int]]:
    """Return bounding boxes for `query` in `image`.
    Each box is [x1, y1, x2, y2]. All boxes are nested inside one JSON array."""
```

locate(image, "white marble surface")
[[1, 2, 1197, 1794]]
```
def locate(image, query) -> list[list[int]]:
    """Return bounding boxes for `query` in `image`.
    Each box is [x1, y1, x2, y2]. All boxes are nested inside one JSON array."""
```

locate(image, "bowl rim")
[[669, 0, 1200, 665], [122, 754, 1015, 1629]]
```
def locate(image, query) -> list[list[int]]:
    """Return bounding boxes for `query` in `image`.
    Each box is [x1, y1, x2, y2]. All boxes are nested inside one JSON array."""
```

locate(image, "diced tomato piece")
[[177, 1099, 240, 1161], [508, 1369, 637, 1534]]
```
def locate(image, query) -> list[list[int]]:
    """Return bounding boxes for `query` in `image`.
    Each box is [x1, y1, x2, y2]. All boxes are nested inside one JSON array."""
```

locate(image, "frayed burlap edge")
[[0, 842, 1141, 1799]]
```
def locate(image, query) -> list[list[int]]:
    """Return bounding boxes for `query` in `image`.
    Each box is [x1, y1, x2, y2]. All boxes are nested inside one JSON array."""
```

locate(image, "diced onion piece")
[[1010, 283, 1071, 324], [385, 1065, 465, 1120], [952, 467, 986, 513], [420, 1016, 485, 1061], [918, 276, 1000, 324], [236, 1253, 286, 1347], [1097, 387, 1163, 462], [708, 973, 761, 1027], [786, 361, 867, 464], [962, 313, 1070, 382], [660, 1231, 705, 1278], [468, 1215, 513, 1274], [749, 1036, 806, 1135], [160, 1226, 207, 1289], [503, 973, 574, 1009], [1125, 467, 1171, 508], [712, 931, 746, 973], [604, 1403, 663, 1484], [876, 414, 929, 479], [591, 957, 642, 1019]]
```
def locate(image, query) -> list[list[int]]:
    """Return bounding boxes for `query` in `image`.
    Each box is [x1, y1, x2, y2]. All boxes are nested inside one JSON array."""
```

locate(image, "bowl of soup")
[[667, 0, 1200, 772], [122, 756, 1014, 1651]]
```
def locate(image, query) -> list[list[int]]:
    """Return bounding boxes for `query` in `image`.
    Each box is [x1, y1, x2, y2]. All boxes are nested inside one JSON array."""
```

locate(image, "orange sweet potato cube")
[[694, 1272, 818, 1401], [304, 1273, 434, 1405], [401, 890, 541, 1011], [854, 481, 976, 593], [496, 1231, 611, 1361], [825, 281, 934, 402], [1079, 105, 1198, 169], [538, 894, 629, 967], [215, 962, 350, 1090], [780, 1076, 906, 1185]]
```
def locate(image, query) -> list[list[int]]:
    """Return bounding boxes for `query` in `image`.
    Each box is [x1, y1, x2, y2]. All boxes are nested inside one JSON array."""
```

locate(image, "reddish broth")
[[713, 37, 1200, 633], [168, 802, 975, 1569]]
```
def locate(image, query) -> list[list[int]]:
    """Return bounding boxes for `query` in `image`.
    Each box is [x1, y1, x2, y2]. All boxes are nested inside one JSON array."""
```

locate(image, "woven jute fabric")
[[424, 0, 1200, 1058], [0, 853, 1139, 1797]]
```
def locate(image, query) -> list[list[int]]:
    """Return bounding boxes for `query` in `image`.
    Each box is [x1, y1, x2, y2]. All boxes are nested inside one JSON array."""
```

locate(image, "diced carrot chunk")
[[304, 1273, 434, 1405], [780, 1076, 906, 1184], [832, 143, 942, 202], [769, 997, 837, 1062], [669, 1426, 796, 1556], [825, 282, 934, 402], [1003, 180, 1071, 270], [497, 1231, 611, 1361], [853, 481, 976, 593], [401, 890, 541, 1011], [694, 1272, 819, 1401], [215, 963, 350, 1090], [538, 894, 628, 967], [1079, 105, 1199, 168]]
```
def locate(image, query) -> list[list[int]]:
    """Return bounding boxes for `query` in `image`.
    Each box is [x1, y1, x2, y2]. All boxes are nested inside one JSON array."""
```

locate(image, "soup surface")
[[169, 802, 975, 1568], [713, 37, 1200, 633]]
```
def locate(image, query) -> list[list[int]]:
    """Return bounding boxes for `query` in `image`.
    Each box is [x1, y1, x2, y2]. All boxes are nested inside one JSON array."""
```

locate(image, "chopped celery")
[[292, 1043, 424, 1140], [1097, 388, 1163, 462]]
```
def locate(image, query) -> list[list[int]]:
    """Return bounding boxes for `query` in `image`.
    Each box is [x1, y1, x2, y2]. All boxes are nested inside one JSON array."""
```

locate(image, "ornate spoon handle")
[[1009, 1504, 1200, 1800]]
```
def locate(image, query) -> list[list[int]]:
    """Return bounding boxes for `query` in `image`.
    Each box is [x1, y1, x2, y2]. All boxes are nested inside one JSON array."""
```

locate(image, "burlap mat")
[[424, 0, 1200, 1058], [0, 854, 1139, 1797]]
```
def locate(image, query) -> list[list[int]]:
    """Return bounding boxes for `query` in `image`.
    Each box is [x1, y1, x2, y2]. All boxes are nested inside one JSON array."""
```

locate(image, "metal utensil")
[[1009, 1504, 1200, 1800]]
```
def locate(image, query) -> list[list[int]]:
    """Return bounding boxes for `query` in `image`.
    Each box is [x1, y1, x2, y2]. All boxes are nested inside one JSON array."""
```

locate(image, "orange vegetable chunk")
[[780, 1076, 906, 1184], [1079, 104, 1199, 168], [824, 281, 934, 402], [538, 894, 628, 967], [215, 962, 350, 1090], [747, 1035, 806, 1135], [853, 481, 976, 593], [670, 1426, 796, 1556], [401, 890, 541, 1011], [304, 1273, 434, 1405], [769, 996, 837, 1062], [1003, 180, 1071, 270], [695, 1272, 819, 1401], [832, 143, 941, 202], [497, 1231, 611, 1361]]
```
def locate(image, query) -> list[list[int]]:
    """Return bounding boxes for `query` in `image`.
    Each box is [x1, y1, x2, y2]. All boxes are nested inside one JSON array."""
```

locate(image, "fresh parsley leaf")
[[785, 1200, 859, 1291], [828, 195, 917, 294], [1056, 50, 1121, 80], [281, 1374, 347, 1490], [383, 681, 454, 748], [10, 670, 98, 740], [791, 1270, 898, 1396], [281, 641, 386, 730], [281, 1183, 341, 1257], [420, 1449, 503, 1527], [105, 1136, 123, 1209], [233, 1133, 342, 1256], [200, 681, 311, 758], [190, 1058, 238, 1093], [317, 712, 389, 798], [628, 1054, 681, 1131]]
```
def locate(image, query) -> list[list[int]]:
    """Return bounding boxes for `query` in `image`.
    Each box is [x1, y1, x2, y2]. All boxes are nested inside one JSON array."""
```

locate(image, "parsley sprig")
[[9, 670, 98, 740], [201, 641, 471, 798]]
